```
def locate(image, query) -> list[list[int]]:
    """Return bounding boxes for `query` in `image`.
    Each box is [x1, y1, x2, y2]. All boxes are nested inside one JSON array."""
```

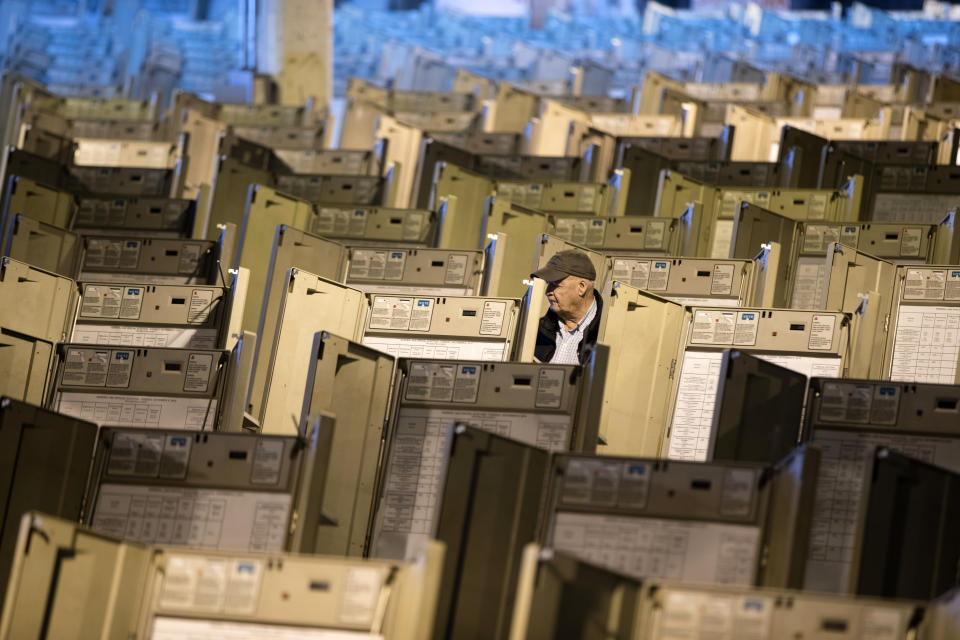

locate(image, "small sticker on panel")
[[223, 560, 263, 615], [383, 251, 405, 280], [870, 385, 900, 426], [178, 243, 203, 274], [80, 285, 123, 318], [409, 298, 434, 332], [62, 348, 109, 386], [158, 555, 228, 613], [444, 254, 469, 285], [647, 260, 670, 291], [106, 350, 134, 388], [119, 286, 144, 320], [612, 259, 650, 289], [251, 439, 284, 485], [188, 289, 216, 324], [691, 310, 736, 345], [349, 250, 387, 280], [711, 264, 735, 296], [645, 220, 666, 249], [405, 362, 456, 402], [369, 296, 413, 330], [184, 353, 213, 392], [452, 364, 481, 403], [899, 227, 923, 257], [159, 434, 192, 479], [535, 368, 565, 408], [340, 567, 382, 625], [720, 468, 756, 517], [480, 301, 507, 335], [618, 461, 650, 509], [903, 269, 946, 301], [808, 315, 836, 350], [401, 212, 424, 241], [946, 270, 960, 301], [733, 312, 759, 346]]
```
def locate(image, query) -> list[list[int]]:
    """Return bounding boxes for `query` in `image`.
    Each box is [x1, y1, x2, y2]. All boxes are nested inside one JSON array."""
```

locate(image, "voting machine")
[[74, 195, 196, 236], [0, 258, 77, 405], [548, 213, 687, 255], [0, 512, 442, 640], [883, 265, 960, 384], [310, 205, 435, 246], [50, 344, 232, 430], [370, 353, 607, 561], [346, 246, 484, 296], [801, 377, 960, 595], [0, 398, 97, 604], [79, 236, 221, 285]]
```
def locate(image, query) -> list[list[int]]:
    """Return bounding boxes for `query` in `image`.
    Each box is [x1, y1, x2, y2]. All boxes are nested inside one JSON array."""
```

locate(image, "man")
[[530, 250, 602, 365]]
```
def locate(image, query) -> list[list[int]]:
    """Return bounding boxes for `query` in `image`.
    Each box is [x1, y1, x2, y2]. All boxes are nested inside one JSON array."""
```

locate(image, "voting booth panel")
[[371, 355, 605, 562], [201, 157, 273, 241], [730, 203, 798, 308], [79, 236, 220, 285], [665, 307, 849, 462], [632, 581, 923, 640], [361, 293, 520, 362], [346, 247, 484, 296], [83, 421, 333, 553], [257, 271, 367, 433], [0, 398, 97, 606], [0, 512, 443, 640], [310, 205, 435, 247], [548, 214, 684, 256], [0, 176, 76, 249], [432, 164, 495, 250], [0, 258, 77, 405], [801, 377, 960, 596], [883, 265, 960, 384], [541, 454, 776, 587], [72, 195, 198, 238], [300, 332, 395, 557], [51, 345, 230, 431], [1, 214, 81, 278], [72, 282, 231, 350], [508, 545, 642, 640]]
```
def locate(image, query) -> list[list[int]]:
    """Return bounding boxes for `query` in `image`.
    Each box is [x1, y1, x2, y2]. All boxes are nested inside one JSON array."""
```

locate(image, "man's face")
[[545, 276, 583, 316]]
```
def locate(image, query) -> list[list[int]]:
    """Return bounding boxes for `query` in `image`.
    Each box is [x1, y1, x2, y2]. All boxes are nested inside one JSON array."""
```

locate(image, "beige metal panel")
[[0, 335, 54, 406], [487, 83, 540, 134], [731, 202, 798, 308], [532, 235, 607, 286], [273, 172, 386, 205], [74, 195, 197, 237], [549, 214, 680, 255], [180, 109, 228, 198], [201, 157, 273, 241], [0, 176, 76, 246], [312, 205, 434, 245], [480, 199, 552, 299], [258, 269, 366, 433], [234, 184, 317, 336], [301, 332, 395, 556], [595, 284, 685, 457], [376, 115, 423, 208], [339, 99, 390, 150], [219, 330, 256, 432], [0, 257, 76, 346], [634, 580, 921, 639], [79, 236, 219, 285], [347, 246, 483, 296], [921, 588, 960, 639], [73, 139, 181, 169], [2, 214, 81, 278], [248, 228, 347, 421], [433, 164, 495, 250], [0, 512, 152, 640], [232, 124, 324, 150]]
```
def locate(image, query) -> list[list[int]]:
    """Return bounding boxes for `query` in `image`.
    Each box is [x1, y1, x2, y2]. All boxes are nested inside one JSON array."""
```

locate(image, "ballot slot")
[[79, 236, 219, 285], [360, 294, 519, 362], [299, 332, 395, 557], [0, 258, 78, 404], [801, 377, 960, 595], [633, 580, 923, 640], [139, 542, 442, 640], [432, 429, 557, 640], [346, 247, 484, 296], [311, 205, 435, 246], [665, 307, 849, 462], [83, 421, 332, 553], [542, 454, 771, 587], [2, 214, 82, 278], [256, 270, 366, 433], [371, 357, 602, 562], [73, 196, 196, 237], [884, 265, 960, 384], [549, 214, 681, 256], [51, 345, 229, 430], [72, 282, 228, 349], [856, 448, 960, 600], [508, 545, 643, 640], [0, 512, 153, 640], [0, 398, 98, 606]]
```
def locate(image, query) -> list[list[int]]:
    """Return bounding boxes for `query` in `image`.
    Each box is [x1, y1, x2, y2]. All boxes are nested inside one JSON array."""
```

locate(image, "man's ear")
[[577, 278, 588, 296]]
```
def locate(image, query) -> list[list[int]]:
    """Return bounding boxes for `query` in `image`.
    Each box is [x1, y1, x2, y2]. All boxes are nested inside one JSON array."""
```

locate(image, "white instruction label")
[[720, 468, 757, 517], [444, 254, 468, 285], [889, 305, 960, 384], [349, 250, 388, 280], [409, 298, 433, 331], [188, 289, 216, 324], [899, 227, 923, 257], [947, 269, 960, 301], [903, 269, 946, 300], [808, 314, 836, 350], [711, 264, 735, 296], [654, 591, 774, 640], [733, 311, 759, 346], [72, 325, 217, 349], [362, 336, 506, 362], [401, 212, 425, 241], [117, 286, 144, 320], [105, 349, 134, 388], [80, 285, 123, 318], [818, 382, 900, 425], [690, 310, 736, 345], [480, 300, 507, 335], [536, 368, 565, 408], [340, 567, 383, 625], [158, 555, 264, 616], [369, 296, 413, 330], [178, 243, 204, 274], [57, 393, 217, 430], [611, 259, 650, 289], [251, 439, 285, 485], [107, 432, 165, 477], [85, 239, 141, 270], [404, 362, 457, 401], [61, 348, 111, 386], [151, 618, 381, 640], [645, 220, 667, 249], [648, 260, 670, 291], [184, 353, 214, 392], [452, 363, 481, 403]]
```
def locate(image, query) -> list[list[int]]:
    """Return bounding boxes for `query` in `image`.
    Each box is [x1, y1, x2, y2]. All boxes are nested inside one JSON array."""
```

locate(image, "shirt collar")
[[558, 297, 597, 335]]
